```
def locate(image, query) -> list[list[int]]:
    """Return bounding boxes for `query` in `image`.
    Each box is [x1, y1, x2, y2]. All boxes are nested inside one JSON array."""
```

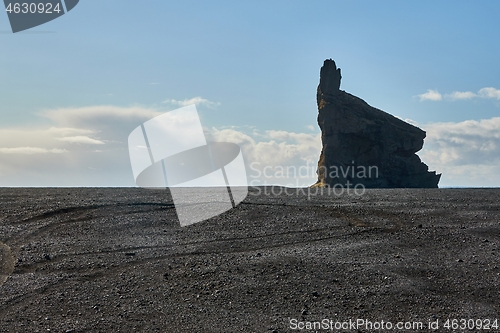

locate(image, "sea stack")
[[314, 59, 441, 188]]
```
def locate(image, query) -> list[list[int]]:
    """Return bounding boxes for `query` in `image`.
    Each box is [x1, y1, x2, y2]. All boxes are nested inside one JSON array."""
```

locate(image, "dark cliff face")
[[314, 59, 441, 188]]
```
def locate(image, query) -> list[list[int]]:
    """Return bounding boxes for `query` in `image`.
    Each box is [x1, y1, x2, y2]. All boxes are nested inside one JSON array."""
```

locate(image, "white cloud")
[[209, 128, 321, 165], [47, 127, 94, 136], [0, 106, 161, 186], [478, 87, 500, 100], [0, 127, 69, 149], [419, 117, 500, 186], [163, 97, 220, 109], [445, 91, 477, 100], [41, 105, 162, 128], [207, 128, 321, 186], [57, 136, 105, 145], [420, 87, 500, 102], [0, 127, 104, 150], [306, 125, 315, 131], [417, 89, 442, 101], [0, 147, 67, 154]]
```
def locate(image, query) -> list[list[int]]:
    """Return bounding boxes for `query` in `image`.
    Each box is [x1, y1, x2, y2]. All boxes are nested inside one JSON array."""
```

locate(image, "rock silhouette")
[[314, 59, 441, 188]]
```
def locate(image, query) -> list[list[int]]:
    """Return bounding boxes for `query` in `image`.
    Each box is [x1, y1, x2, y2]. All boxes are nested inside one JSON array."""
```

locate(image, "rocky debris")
[[314, 59, 441, 188], [1, 188, 500, 332]]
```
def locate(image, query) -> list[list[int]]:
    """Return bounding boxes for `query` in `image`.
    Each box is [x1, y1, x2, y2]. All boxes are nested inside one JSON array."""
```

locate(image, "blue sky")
[[1, 0, 500, 187]]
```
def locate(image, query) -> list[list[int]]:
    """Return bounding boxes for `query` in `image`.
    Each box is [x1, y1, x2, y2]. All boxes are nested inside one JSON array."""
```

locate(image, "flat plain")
[[1, 188, 499, 332]]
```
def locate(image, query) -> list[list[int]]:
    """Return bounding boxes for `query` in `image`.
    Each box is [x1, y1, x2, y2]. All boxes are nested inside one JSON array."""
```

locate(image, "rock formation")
[[314, 59, 441, 188]]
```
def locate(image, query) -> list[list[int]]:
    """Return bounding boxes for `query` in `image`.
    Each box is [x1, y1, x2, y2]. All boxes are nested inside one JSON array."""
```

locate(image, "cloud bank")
[[419, 117, 500, 186], [0, 101, 320, 186], [0, 105, 165, 186], [207, 128, 321, 186], [1, 100, 500, 187], [163, 97, 220, 109], [0, 147, 67, 154], [418, 87, 500, 102]]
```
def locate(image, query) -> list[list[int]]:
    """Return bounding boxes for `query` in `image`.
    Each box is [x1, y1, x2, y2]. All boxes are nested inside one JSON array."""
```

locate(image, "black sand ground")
[[0, 188, 499, 332]]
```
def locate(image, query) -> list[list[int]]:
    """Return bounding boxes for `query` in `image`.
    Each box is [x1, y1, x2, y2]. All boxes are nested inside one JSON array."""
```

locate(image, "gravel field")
[[0, 187, 499, 332]]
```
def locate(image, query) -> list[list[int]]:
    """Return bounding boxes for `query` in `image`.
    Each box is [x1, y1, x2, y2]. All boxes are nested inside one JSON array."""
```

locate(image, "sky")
[[1, 0, 500, 187]]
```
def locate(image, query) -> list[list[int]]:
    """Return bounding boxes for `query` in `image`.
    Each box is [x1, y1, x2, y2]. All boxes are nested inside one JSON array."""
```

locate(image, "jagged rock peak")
[[318, 59, 342, 95], [313, 59, 441, 188]]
